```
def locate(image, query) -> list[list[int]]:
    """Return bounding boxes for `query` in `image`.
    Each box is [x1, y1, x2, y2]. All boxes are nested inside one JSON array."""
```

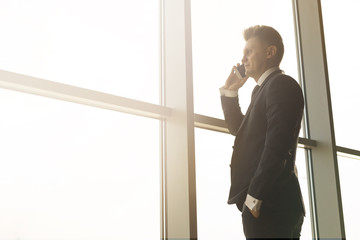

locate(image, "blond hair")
[[243, 25, 284, 66]]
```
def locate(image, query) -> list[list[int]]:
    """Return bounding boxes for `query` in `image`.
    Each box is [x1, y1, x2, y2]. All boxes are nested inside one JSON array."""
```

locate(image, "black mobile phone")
[[236, 64, 246, 78]]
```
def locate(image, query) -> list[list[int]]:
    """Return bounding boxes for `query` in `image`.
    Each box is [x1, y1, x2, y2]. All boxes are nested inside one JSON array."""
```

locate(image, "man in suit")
[[220, 25, 305, 239]]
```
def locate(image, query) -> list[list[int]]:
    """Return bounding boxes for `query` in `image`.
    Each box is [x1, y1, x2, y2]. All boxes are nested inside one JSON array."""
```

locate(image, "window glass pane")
[[195, 128, 311, 239], [0, 0, 159, 104], [0, 88, 160, 239], [296, 148, 312, 239], [191, 0, 299, 119], [337, 154, 360, 239], [195, 128, 243, 239], [321, 1, 360, 150]]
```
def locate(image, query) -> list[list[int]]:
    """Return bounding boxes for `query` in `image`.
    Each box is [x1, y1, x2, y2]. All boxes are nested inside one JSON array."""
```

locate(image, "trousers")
[[238, 203, 304, 239]]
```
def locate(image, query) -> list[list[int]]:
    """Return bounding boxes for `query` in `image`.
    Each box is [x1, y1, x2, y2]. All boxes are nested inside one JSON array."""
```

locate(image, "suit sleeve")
[[247, 77, 304, 201], [221, 96, 245, 136]]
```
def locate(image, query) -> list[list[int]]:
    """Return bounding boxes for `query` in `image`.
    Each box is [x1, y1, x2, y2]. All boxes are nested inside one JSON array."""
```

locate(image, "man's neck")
[[254, 64, 277, 83]]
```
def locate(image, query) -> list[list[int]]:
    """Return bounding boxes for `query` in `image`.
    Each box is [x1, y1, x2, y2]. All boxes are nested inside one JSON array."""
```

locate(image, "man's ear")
[[266, 45, 277, 59]]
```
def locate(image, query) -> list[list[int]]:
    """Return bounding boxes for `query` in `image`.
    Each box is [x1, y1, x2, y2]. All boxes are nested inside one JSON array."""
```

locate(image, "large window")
[[0, 88, 160, 239], [0, 0, 354, 239], [195, 129, 242, 239], [191, 0, 298, 119], [337, 154, 360, 240], [0, 0, 161, 239], [321, 0, 360, 150], [0, 0, 159, 104], [321, 1, 360, 238]]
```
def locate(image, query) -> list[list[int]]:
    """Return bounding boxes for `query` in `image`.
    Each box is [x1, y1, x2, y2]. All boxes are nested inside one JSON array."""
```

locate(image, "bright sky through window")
[[0, 0, 159, 104]]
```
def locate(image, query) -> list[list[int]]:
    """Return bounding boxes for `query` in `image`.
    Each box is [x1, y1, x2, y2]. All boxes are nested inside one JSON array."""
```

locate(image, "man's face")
[[241, 37, 269, 81]]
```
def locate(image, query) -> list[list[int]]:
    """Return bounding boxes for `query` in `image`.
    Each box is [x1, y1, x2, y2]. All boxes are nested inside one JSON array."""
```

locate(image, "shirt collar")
[[257, 66, 281, 86]]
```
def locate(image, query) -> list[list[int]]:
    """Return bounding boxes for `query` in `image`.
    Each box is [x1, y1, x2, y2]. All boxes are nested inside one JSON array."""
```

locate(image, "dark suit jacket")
[[221, 70, 305, 214]]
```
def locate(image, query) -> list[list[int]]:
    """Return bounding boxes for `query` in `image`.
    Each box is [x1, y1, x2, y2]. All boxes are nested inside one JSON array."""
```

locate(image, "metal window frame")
[[293, 0, 346, 239], [160, 0, 197, 239], [0, 70, 171, 120]]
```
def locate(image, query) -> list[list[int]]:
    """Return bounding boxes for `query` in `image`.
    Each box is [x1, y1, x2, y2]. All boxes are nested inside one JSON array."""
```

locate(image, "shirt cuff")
[[219, 86, 238, 97], [244, 194, 263, 211]]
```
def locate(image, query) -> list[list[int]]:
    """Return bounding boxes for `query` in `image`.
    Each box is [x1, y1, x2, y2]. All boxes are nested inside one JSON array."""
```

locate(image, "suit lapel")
[[236, 70, 282, 135]]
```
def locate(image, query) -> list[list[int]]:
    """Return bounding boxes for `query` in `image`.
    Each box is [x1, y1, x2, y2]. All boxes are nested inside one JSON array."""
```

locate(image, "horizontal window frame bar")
[[194, 114, 317, 149], [0, 70, 172, 120], [3, 70, 358, 157], [336, 146, 360, 158]]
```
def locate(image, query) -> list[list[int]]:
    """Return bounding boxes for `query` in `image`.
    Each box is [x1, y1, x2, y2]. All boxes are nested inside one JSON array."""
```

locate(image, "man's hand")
[[224, 63, 249, 91], [249, 208, 260, 218]]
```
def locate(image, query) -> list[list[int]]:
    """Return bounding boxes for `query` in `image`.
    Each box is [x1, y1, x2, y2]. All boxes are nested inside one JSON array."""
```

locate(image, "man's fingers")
[[232, 66, 238, 75], [237, 76, 249, 87], [227, 66, 237, 78], [234, 67, 242, 79], [224, 65, 248, 91]]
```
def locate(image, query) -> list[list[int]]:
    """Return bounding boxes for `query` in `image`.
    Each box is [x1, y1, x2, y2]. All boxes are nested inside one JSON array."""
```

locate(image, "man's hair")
[[243, 25, 284, 66]]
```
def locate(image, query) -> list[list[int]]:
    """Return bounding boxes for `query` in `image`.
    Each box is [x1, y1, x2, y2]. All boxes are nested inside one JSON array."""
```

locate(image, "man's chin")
[[245, 70, 252, 77]]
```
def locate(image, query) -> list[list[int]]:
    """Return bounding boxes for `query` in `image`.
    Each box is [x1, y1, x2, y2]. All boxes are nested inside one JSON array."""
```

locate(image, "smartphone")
[[236, 64, 246, 78]]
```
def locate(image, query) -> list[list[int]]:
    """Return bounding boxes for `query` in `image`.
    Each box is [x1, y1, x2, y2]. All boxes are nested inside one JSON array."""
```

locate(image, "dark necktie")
[[243, 85, 261, 117], [251, 85, 260, 102]]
